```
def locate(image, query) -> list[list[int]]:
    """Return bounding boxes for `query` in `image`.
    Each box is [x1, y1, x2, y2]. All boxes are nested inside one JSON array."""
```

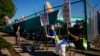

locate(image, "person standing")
[[3, 16, 11, 25], [20, 16, 26, 36], [13, 20, 21, 45]]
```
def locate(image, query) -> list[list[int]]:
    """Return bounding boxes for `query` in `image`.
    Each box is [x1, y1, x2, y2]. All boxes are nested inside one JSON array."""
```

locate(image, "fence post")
[[83, 0, 89, 49]]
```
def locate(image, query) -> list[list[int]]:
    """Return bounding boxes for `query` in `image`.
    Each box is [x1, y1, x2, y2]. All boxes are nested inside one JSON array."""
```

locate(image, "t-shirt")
[[13, 23, 20, 32], [20, 22, 25, 30], [48, 30, 56, 42], [68, 27, 83, 40], [49, 30, 56, 36]]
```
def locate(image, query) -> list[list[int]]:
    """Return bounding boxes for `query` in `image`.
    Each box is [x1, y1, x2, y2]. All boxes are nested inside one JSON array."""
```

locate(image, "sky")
[[11, 0, 100, 22]]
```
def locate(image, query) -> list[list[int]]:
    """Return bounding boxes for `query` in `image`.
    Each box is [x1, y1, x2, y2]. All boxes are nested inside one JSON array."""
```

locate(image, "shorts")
[[16, 32, 20, 37]]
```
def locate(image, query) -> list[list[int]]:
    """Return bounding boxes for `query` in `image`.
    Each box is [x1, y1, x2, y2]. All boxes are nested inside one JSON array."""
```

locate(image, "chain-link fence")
[[3, 0, 98, 43], [23, 0, 85, 32], [86, 1, 98, 42], [24, 0, 98, 43]]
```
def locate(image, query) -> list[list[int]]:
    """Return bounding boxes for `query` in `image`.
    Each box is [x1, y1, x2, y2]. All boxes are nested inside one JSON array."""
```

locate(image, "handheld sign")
[[40, 12, 49, 26], [63, 0, 71, 25], [40, 12, 49, 35], [63, 0, 71, 39]]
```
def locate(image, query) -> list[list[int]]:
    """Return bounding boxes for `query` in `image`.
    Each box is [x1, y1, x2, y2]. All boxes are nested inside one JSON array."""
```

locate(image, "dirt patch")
[[8, 48, 20, 56]]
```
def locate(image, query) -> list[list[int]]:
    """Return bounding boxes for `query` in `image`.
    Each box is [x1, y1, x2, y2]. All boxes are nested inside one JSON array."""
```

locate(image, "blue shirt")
[[49, 30, 56, 36], [49, 30, 56, 42]]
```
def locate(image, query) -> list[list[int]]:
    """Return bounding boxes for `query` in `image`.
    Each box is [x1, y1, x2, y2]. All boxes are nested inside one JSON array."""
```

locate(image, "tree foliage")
[[0, 0, 16, 25]]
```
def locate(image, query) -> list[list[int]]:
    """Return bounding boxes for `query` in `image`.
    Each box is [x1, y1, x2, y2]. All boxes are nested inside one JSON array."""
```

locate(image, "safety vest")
[[82, 38, 87, 50], [55, 35, 60, 42]]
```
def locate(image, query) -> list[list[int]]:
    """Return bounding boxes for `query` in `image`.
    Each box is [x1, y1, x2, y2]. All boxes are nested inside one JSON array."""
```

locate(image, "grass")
[[0, 37, 12, 49], [0, 37, 20, 56]]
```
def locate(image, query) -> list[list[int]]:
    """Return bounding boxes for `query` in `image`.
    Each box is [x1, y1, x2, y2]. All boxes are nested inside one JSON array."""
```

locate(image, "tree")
[[0, 38, 12, 55], [0, 0, 16, 25]]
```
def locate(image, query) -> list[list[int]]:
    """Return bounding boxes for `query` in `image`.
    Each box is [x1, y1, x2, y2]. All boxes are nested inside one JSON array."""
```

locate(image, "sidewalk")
[[1, 32, 86, 56], [3, 36, 31, 56]]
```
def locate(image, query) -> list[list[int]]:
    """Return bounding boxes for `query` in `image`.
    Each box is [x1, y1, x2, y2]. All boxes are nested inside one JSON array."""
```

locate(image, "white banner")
[[63, 1, 71, 24], [40, 12, 49, 26]]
